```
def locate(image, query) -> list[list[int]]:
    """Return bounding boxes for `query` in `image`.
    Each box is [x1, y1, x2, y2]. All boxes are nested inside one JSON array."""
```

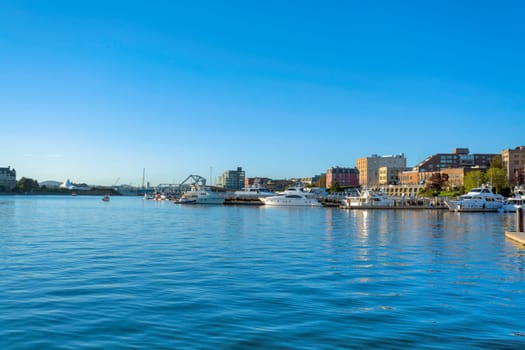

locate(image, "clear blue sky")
[[1, 1, 524, 186]]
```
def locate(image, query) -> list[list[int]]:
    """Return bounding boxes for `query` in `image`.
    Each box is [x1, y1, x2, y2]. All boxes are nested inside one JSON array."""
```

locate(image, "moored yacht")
[[500, 186, 525, 212], [341, 189, 394, 209], [177, 185, 224, 205], [233, 185, 276, 199], [259, 186, 322, 207], [446, 185, 504, 212]]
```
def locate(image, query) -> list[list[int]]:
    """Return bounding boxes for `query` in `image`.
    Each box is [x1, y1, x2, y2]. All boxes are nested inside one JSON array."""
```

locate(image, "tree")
[[425, 172, 448, 192], [489, 155, 504, 169], [486, 167, 507, 194], [463, 171, 486, 192], [329, 181, 341, 193], [16, 177, 40, 193]]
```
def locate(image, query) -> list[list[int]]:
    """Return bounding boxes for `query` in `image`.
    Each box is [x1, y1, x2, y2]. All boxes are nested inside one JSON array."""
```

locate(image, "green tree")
[[489, 155, 504, 169], [486, 167, 507, 193], [16, 177, 40, 193], [463, 171, 486, 192], [329, 181, 341, 193]]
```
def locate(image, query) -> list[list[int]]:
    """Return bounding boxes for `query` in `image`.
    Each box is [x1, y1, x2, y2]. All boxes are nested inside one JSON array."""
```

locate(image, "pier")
[[505, 207, 525, 245]]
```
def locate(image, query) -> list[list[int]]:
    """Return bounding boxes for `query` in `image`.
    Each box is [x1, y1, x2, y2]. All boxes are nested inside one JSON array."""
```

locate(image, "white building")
[[0, 166, 16, 191], [59, 179, 77, 190]]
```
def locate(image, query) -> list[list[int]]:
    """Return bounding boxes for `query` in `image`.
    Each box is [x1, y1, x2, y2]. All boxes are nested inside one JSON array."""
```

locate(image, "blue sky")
[[1, 1, 524, 186]]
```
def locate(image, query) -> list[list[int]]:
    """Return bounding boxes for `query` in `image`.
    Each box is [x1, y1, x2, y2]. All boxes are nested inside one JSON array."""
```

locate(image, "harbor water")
[[1, 196, 525, 349]]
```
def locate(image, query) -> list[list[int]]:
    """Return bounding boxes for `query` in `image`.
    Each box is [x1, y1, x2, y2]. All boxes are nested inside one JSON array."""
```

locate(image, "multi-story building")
[[502, 146, 525, 185], [400, 167, 482, 188], [0, 166, 17, 191], [414, 148, 497, 173], [378, 166, 408, 185], [356, 154, 407, 187], [326, 167, 359, 188], [264, 179, 294, 192], [298, 175, 322, 186], [244, 177, 270, 189], [217, 167, 245, 190], [399, 170, 421, 186]]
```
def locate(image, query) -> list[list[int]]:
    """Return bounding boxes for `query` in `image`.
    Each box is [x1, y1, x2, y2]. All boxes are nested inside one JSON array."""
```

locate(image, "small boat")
[[259, 185, 322, 207], [341, 188, 394, 209], [102, 194, 110, 202], [445, 185, 504, 212]]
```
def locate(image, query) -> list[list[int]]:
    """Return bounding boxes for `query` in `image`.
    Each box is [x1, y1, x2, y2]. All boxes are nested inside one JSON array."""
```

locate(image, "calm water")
[[1, 196, 525, 349]]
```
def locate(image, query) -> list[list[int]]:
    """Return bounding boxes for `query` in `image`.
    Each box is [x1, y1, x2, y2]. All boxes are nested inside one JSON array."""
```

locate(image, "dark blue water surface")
[[1, 196, 525, 349]]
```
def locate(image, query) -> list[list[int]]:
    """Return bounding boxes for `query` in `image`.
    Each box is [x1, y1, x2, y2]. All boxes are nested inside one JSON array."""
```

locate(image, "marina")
[[2, 1, 524, 348]]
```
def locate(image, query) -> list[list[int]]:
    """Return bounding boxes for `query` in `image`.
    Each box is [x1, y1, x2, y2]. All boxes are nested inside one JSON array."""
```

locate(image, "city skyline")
[[1, 1, 524, 185]]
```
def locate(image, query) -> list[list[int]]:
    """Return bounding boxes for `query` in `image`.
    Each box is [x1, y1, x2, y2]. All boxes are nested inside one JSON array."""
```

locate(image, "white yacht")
[[233, 185, 276, 199], [178, 185, 224, 205], [501, 198, 524, 212], [259, 186, 322, 207], [501, 186, 525, 212], [446, 185, 504, 212], [341, 189, 394, 209]]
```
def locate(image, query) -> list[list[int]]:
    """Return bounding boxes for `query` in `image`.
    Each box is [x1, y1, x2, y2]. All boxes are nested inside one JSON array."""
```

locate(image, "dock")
[[505, 207, 525, 245], [505, 231, 525, 245]]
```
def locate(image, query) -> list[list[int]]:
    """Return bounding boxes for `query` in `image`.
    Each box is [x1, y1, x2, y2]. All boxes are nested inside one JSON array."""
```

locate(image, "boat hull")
[[260, 197, 322, 207], [446, 200, 502, 212]]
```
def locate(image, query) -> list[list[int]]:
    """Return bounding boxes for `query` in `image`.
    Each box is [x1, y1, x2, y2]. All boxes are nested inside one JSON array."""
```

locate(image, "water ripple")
[[1, 197, 525, 348]]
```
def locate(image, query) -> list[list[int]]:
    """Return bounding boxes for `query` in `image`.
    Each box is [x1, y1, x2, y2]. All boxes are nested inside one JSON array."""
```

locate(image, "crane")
[[112, 177, 120, 191]]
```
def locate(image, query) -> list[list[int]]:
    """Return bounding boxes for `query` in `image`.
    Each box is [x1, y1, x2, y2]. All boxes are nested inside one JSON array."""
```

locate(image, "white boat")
[[500, 186, 525, 212], [233, 185, 276, 199], [178, 185, 224, 205], [342, 189, 394, 209], [501, 198, 524, 212], [102, 194, 110, 202], [446, 185, 504, 212], [259, 186, 322, 207]]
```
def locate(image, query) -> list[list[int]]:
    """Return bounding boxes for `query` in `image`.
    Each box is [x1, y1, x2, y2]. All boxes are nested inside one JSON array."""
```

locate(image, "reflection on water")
[[0, 196, 524, 348]]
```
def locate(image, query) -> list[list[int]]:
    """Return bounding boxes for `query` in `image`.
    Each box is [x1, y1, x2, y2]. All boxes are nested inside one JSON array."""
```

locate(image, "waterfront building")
[[264, 179, 294, 192], [244, 177, 270, 188], [298, 175, 322, 186], [217, 167, 245, 190], [356, 154, 407, 187], [399, 170, 420, 185], [326, 167, 359, 188], [400, 167, 480, 188], [439, 167, 480, 188], [414, 148, 497, 173], [378, 166, 408, 185], [0, 166, 16, 191], [501, 146, 525, 185], [381, 184, 424, 198]]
